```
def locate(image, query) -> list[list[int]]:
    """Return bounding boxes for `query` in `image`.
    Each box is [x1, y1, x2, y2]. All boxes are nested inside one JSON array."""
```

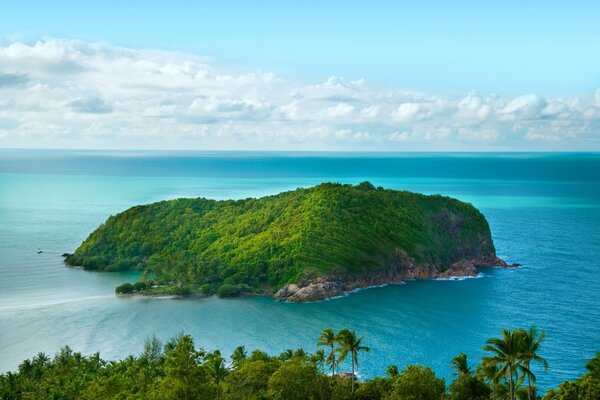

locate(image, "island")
[[65, 182, 512, 301]]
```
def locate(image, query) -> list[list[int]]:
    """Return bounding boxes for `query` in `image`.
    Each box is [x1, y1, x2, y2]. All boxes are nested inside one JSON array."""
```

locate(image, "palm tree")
[[482, 328, 528, 400], [336, 328, 370, 393], [451, 352, 471, 375], [518, 327, 548, 400], [385, 364, 399, 379], [293, 348, 307, 359], [279, 349, 294, 361], [207, 350, 228, 399], [317, 328, 338, 376], [312, 349, 326, 373], [230, 346, 247, 369]]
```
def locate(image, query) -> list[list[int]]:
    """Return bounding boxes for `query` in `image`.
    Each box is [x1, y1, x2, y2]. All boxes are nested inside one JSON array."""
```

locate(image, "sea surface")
[[1, 150, 599, 390]]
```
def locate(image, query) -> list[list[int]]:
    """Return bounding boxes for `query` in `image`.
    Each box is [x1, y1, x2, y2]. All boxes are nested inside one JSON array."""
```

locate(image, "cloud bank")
[[0, 39, 598, 150]]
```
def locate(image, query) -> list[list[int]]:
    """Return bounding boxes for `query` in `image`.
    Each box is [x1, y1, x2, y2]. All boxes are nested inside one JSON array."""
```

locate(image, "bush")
[[115, 283, 134, 294], [173, 285, 192, 296], [355, 377, 392, 399], [64, 254, 82, 266], [133, 281, 147, 292], [217, 284, 244, 297], [543, 375, 600, 400], [200, 284, 215, 295], [268, 361, 322, 400], [389, 365, 445, 400], [448, 374, 491, 400], [82, 257, 100, 270]]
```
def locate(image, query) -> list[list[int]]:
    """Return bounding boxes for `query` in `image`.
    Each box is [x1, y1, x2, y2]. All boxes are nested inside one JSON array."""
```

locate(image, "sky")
[[0, 1, 599, 150]]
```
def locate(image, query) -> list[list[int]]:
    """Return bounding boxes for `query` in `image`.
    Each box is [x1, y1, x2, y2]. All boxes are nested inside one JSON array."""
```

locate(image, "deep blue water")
[[0, 150, 599, 391]]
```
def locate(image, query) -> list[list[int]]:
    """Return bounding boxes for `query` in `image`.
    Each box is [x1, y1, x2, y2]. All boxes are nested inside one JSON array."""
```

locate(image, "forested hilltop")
[[65, 182, 508, 300]]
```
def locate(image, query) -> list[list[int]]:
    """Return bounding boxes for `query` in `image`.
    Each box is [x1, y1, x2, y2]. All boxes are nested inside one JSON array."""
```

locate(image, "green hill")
[[65, 182, 504, 299]]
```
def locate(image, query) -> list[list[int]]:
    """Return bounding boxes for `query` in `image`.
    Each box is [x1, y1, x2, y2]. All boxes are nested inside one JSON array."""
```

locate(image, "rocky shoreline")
[[274, 251, 518, 302]]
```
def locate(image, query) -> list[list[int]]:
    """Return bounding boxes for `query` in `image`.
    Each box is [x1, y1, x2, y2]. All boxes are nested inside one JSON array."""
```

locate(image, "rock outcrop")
[[274, 250, 511, 302]]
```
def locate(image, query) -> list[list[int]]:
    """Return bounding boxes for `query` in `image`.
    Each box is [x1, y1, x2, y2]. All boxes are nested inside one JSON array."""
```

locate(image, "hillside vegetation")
[[65, 182, 497, 296], [2, 326, 597, 399]]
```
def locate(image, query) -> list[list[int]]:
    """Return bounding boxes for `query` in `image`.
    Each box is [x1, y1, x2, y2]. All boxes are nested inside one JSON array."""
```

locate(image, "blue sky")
[[0, 1, 599, 150]]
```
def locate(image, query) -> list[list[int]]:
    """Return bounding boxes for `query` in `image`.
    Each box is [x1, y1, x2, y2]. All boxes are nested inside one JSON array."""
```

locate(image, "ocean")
[[0, 150, 599, 390]]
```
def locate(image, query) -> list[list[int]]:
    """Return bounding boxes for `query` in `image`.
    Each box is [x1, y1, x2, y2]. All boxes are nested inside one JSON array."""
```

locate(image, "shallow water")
[[1, 150, 599, 390]]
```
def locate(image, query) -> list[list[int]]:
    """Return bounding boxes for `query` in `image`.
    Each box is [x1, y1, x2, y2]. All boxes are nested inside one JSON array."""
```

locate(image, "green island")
[[1, 326, 598, 399], [65, 182, 512, 301]]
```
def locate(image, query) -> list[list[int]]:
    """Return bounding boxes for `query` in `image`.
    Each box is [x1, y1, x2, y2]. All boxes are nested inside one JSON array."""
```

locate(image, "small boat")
[[37, 249, 43, 254]]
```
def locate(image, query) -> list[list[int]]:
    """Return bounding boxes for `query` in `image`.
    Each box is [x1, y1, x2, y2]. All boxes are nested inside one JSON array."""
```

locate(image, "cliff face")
[[274, 250, 509, 302], [66, 182, 511, 300]]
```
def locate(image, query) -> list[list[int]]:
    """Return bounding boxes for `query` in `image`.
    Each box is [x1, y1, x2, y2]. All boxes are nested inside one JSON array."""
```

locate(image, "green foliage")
[[336, 328, 370, 393], [543, 375, 600, 400], [0, 325, 597, 400], [159, 335, 213, 399], [217, 283, 247, 297], [450, 352, 471, 375], [317, 327, 338, 376], [225, 359, 279, 398], [448, 373, 491, 400], [389, 365, 446, 400], [115, 282, 134, 294], [480, 327, 548, 400], [66, 182, 497, 295], [268, 359, 325, 400], [354, 377, 392, 400], [585, 351, 600, 380], [201, 283, 216, 295]]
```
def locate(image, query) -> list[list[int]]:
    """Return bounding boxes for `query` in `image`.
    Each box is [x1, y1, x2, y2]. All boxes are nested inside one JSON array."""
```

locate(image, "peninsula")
[[65, 182, 510, 301]]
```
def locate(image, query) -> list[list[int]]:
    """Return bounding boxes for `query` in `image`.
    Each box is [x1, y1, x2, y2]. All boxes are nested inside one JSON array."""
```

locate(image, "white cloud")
[[388, 131, 410, 142], [360, 105, 380, 119], [0, 38, 598, 149], [325, 102, 355, 118], [500, 94, 547, 120], [455, 94, 492, 121], [392, 103, 422, 122]]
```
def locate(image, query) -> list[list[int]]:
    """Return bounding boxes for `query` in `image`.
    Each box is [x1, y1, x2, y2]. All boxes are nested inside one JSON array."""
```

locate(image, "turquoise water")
[[1, 150, 599, 390]]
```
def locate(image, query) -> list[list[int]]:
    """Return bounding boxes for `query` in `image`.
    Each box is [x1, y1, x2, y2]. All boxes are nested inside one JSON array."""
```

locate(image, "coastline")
[[273, 254, 518, 302], [106, 252, 519, 302]]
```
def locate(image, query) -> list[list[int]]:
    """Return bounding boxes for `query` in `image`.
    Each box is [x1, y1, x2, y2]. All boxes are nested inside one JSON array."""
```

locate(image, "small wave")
[[434, 273, 485, 281], [318, 282, 407, 302], [134, 295, 178, 300], [0, 295, 114, 312]]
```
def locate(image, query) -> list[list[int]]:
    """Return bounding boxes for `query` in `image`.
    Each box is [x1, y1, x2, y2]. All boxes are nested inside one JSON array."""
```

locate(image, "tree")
[[448, 373, 491, 400], [115, 282, 134, 294], [386, 364, 399, 379], [142, 335, 163, 361], [585, 351, 600, 380], [311, 349, 326, 373], [317, 328, 338, 376], [268, 359, 322, 400], [336, 328, 371, 393], [158, 335, 212, 400], [451, 352, 471, 375], [355, 377, 393, 400], [389, 365, 445, 400], [543, 375, 600, 400], [518, 326, 548, 400], [206, 350, 228, 399], [230, 346, 247, 369], [225, 359, 279, 399], [482, 328, 528, 400], [278, 349, 294, 361]]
